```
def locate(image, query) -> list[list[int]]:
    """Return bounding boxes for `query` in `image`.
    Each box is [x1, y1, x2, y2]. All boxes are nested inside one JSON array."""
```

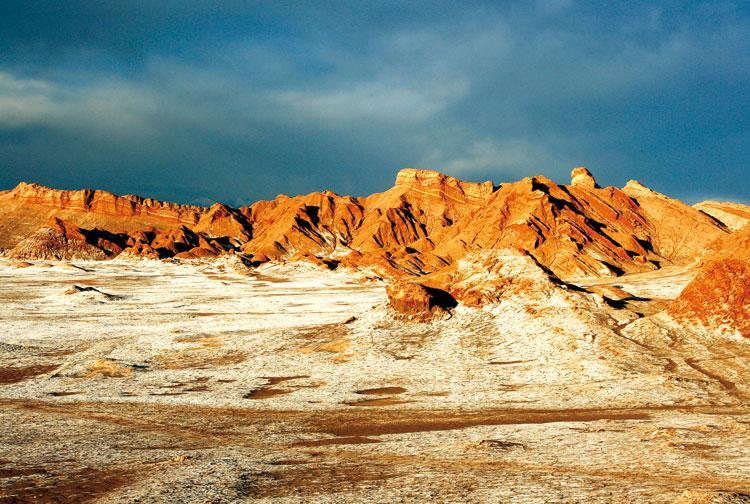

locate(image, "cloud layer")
[[0, 1, 748, 205]]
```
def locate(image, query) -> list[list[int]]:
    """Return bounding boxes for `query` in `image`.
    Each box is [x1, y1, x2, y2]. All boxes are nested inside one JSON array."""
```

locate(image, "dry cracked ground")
[[1, 259, 750, 503]]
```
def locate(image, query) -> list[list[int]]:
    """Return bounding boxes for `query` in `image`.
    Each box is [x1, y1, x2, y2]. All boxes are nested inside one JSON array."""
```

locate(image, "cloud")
[[422, 138, 551, 177], [0, 71, 157, 137], [274, 79, 468, 123], [0, 2, 747, 204], [0, 72, 58, 128]]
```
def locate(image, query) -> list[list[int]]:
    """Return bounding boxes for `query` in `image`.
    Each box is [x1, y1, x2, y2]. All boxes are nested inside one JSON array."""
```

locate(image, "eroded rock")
[[669, 259, 750, 338], [386, 281, 456, 320]]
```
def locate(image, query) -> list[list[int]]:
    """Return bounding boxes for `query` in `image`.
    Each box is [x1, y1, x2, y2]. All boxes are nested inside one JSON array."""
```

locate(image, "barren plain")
[[2, 258, 750, 503]]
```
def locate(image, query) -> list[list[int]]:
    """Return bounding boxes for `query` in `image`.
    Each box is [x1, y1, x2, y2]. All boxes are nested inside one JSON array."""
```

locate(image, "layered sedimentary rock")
[[0, 182, 206, 249], [193, 203, 252, 242], [239, 191, 364, 262], [622, 180, 728, 263], [8, 218, 114, 260], [385, 281, 456, 320], [429, 172, 665, 278], [700, 221, 750, 264], [0, 167, 737, 284], [421, 249, 565, 308], [694, 200, 750, 232], [347, 169, 495, 275], [118, 226, 224, 260], [669, 259, 750, 338], [570, 167, 599, 188]]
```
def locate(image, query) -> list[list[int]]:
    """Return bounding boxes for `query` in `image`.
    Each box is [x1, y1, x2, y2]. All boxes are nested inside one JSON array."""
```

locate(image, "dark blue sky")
[[0, 1, 748, 205]]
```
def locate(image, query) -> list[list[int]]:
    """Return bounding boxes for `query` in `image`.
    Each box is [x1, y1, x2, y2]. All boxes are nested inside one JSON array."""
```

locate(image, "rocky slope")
[[8, 218, 118, 260], [0, 167, 738, 284], [694, 200, 750, 231], [669, 258, 750, 338], [0, 182, 206, 249], [621, 180, 728, 264]]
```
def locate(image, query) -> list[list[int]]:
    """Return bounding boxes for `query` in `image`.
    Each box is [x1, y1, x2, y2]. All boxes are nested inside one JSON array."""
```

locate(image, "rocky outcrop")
[[570, 167, 598, 188], [419, 249, 566, 308], [0, 167, 739, 284], [669, 259, 750, 338], [0, 182, 207, 249], [7, 218, 113, 260], [150, 227, 201, 256], [385, 281, 456, 320], [393, 168, 495, 204], [696, 218, 750, 265], [0, 182, 244, 261], [348, 169, 496, 275], [622, 180, 728, 263], [427, 173, 664, 278], [694, 200, 750, 232], [449, 250, 561, 307], [119, 226, 223, 260], [193, 203, 252, 242], [239, 191, 364, 262], [118, 241, 161, 260]]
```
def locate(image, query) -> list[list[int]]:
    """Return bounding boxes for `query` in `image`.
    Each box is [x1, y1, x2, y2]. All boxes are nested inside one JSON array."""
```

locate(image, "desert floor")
[[1, 259, 749, 503]]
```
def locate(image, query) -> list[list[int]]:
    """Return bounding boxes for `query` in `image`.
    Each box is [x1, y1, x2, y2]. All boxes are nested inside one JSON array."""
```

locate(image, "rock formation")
[[117, 226, 224, 260], [0, 182, 206, 249], [0, 166, 740, 289], [193, 203, 252, 242], [421, 249, 565, 308], [385, 281, 456, 320], [699, 220, 750, 264], [348, 168, 495, 275], [622, 180, 728, 263], [570, 167, 599, 188], [694, 200, 750, 232], [427, 171, 663, 278], [8, 218, 115, 260], [669, 259, 750, 338], [239, 191, 364, 263]]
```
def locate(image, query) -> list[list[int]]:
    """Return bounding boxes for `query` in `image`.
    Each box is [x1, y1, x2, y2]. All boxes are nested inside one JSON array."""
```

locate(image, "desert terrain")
[[1, 168, 750, 502]]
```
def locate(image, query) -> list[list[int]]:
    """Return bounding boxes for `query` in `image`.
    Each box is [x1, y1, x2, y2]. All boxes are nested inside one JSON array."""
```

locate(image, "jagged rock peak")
[[623, 179, 653, 195], [396, 167, 479, 186], [623, 178, 683, 202], [393, 168, 495, 203], [570, 167, 598, 188]]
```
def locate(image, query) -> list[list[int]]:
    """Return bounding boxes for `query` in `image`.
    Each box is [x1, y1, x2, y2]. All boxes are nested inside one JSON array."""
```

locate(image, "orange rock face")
[[622, 180, 728, 263], [669, 259, 750, 338], [239, 191, 364, 261], [344, 168, 495, 275], [0, 166, 738, 290], [698, 220, 750, 265], [8, 218, 112, 260], [570, 167, 599, 188], [429, 174, 655, 278], [193, 203, 252, 242], [0, 182, 206, 249], [119, 241, 161, 260], [385, 281, 456, 320], [118, 226, 224, 260]]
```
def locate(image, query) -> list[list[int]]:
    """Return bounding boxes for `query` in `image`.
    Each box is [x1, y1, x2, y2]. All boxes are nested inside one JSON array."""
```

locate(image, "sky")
[[0, 1, 748, 206]]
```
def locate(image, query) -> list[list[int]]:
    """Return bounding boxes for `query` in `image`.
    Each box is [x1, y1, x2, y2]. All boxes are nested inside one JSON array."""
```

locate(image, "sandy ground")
[[1, 258, 749, 503]]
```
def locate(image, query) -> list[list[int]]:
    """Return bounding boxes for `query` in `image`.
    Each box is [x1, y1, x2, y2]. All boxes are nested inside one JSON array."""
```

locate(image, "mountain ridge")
[[1, 167, 746, 283]]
